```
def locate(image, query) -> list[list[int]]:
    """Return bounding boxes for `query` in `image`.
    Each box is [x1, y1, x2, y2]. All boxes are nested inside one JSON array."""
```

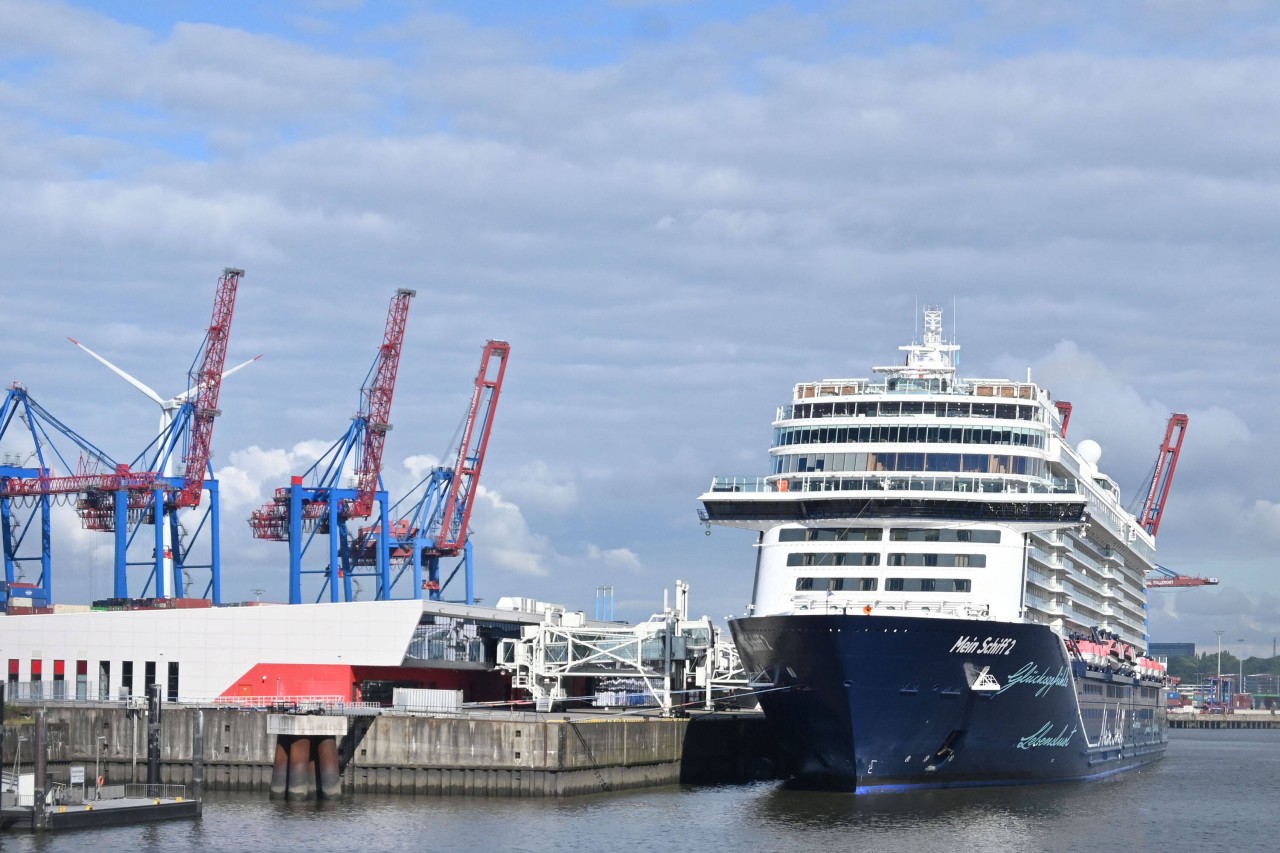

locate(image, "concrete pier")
[[2, 706, 200, 833], [267, 715, 348, 799], [1168, 714, 1280, 729], [4, 707, 779, 798]]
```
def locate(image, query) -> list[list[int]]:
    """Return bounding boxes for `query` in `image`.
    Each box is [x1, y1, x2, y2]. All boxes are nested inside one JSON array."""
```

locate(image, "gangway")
[[496, 581, 741, 716]]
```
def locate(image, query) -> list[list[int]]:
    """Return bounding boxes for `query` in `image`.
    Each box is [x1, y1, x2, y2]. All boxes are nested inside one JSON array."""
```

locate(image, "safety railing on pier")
[[203, 695, 381, 714], [123, 783, 187, 800], [2, 686, 382, 714]]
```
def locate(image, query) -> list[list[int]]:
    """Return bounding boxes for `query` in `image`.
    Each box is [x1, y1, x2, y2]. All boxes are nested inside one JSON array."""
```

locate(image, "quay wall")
[[1169, 715, 1280, 730], [2, 707, 778, 797]]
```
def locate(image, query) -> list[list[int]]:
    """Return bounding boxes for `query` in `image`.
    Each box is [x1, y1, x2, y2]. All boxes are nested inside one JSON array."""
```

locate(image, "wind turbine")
[[68, 337, 260, 586]]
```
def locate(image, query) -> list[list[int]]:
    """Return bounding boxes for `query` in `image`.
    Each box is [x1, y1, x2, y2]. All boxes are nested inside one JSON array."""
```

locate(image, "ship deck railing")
[[789, 597, 991, 619], [707, 473, 1080, 496]]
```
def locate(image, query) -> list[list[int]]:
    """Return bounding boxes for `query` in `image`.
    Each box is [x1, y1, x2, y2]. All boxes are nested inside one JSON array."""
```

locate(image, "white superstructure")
[[700, 307, 1156, 649], [0, 597, 554, 703]]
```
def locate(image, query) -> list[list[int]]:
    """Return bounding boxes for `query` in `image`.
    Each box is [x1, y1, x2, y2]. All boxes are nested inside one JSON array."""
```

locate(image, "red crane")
[[178, 267, 243, 507], [248, 289, 415, 605], [1, 268, 243, 508], [346, 339, 510, 602], [434, 340, 510, 554], [349, 288, 415, 519], [1138, 413, 1189, 537], [1146, 571, 1220, 589], [1054, 401, 1072, 438]]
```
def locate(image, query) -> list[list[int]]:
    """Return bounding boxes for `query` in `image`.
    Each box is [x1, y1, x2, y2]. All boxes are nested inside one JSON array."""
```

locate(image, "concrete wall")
[[2, 707, 779, 797]]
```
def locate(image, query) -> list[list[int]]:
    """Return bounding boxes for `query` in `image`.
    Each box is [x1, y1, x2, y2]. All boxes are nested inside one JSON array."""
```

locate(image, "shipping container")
[[391, 687, 463, 713]]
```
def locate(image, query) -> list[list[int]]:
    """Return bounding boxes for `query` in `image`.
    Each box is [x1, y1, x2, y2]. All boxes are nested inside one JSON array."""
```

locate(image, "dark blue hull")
[[730, 613, 1167, 792]]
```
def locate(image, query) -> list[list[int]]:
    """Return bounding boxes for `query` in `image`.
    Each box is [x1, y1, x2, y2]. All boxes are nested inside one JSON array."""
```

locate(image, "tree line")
[[1166, 652, 1280, 689]]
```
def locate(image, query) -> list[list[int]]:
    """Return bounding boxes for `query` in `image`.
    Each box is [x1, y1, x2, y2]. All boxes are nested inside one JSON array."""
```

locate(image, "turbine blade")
[[173, 354, 262, 403], [68, 337, 165, 405], [221, 354, 263, 381]]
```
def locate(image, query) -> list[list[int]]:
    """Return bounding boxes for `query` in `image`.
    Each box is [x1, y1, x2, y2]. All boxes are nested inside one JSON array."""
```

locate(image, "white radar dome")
[[1077, 439, 1102, 467]]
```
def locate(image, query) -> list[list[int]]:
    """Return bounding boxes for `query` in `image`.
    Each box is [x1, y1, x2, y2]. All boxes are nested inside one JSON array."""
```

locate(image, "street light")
[[95, 735, 107, 798], [11, 735, 27, 784], [1239, 639, 1246, 700], [1215, 630, 1225, 705]]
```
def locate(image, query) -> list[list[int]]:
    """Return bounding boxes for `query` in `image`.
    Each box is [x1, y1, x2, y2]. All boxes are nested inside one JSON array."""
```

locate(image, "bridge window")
[[885, 578, 972, 592], [796, 577, 878, 592], [779, 527, 882, 542], [891, 529, 1000, 544], [887, 553, 986, 568], [787, 552, 881, 567]]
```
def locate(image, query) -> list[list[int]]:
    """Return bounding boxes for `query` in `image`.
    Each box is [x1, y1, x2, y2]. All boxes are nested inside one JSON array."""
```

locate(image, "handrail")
[[708, 473, 1081, 496]]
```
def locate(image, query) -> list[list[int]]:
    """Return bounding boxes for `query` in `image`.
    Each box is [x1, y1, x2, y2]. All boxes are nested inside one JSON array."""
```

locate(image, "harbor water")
[[5, 730, 1277, 852]]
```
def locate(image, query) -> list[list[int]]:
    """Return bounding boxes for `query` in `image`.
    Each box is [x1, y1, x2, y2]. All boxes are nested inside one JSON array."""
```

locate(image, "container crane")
[[351, 340, 510, 603], [248, 289, 415, 604], [1138, 412, 1188, 537], [1054, 401, 1072, 437], [69, 336, 260, 596], [0, 267, 245, 604], [1145, 565, 1219, 589], [0, 384, 121, 607], [1134, 414, 1211, 590]]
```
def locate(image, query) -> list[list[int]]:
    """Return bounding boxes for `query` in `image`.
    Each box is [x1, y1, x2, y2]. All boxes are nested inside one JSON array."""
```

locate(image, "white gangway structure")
[[497, 582, 744, 716]]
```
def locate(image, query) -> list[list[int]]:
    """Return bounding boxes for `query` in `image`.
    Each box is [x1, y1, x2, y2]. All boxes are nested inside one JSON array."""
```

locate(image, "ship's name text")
[[1015, 722, 1078, 750], [950, 635, 1016, 655], [997, 662, 1070, 697]]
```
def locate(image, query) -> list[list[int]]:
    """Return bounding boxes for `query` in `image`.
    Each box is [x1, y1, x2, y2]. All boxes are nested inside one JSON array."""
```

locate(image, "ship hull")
[[731, 613, 1167, 792]]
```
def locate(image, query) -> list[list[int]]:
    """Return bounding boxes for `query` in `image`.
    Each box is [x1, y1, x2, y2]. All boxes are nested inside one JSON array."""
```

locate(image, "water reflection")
[[1, 733, 1274, 853]]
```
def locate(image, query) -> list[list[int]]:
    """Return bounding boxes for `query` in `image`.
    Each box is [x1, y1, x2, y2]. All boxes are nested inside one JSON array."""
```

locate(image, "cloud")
[[487, 460, 579, 515], [3, 2, 1280, 629], [584, 543, 644, 574], [1245, 500, 1280, 544], [1149, 586, 1280, 657], [216, 440, 334, 514], [469, 486, 552, 578]]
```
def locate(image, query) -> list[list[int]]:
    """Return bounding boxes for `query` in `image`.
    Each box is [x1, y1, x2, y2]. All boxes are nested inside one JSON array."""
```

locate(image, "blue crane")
[[0, 268, 245, 605], [349, 340, 510, 604], [0, 383, 117, 608], [249, 289, 415, 604]]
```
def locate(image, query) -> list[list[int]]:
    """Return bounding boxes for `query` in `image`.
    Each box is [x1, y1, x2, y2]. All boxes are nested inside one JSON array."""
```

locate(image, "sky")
[[1, 0, 1278, 659]]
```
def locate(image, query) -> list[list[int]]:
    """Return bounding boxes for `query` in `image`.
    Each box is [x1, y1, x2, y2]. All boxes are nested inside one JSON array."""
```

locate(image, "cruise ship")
[[699, 307, 1170, 792]]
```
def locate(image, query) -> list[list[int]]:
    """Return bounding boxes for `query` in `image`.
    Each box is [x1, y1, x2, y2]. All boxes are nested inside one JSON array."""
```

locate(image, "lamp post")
[[1239, 639, 1245, 701], [1215, 630, 1224, 705], [12, 735, 26, 782], [95, 735, 106, 797]]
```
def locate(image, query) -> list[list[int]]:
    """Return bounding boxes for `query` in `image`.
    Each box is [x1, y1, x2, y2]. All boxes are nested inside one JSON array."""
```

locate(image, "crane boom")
[[432, 340, 510, 554], [1138, 413, 1188, 537], [178, 268, 244, 508], [1145, 564, 1219, 589], [1054, 401, 1072, 437], [1, 466, 157, 497], [350, 288, 415, 519]]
